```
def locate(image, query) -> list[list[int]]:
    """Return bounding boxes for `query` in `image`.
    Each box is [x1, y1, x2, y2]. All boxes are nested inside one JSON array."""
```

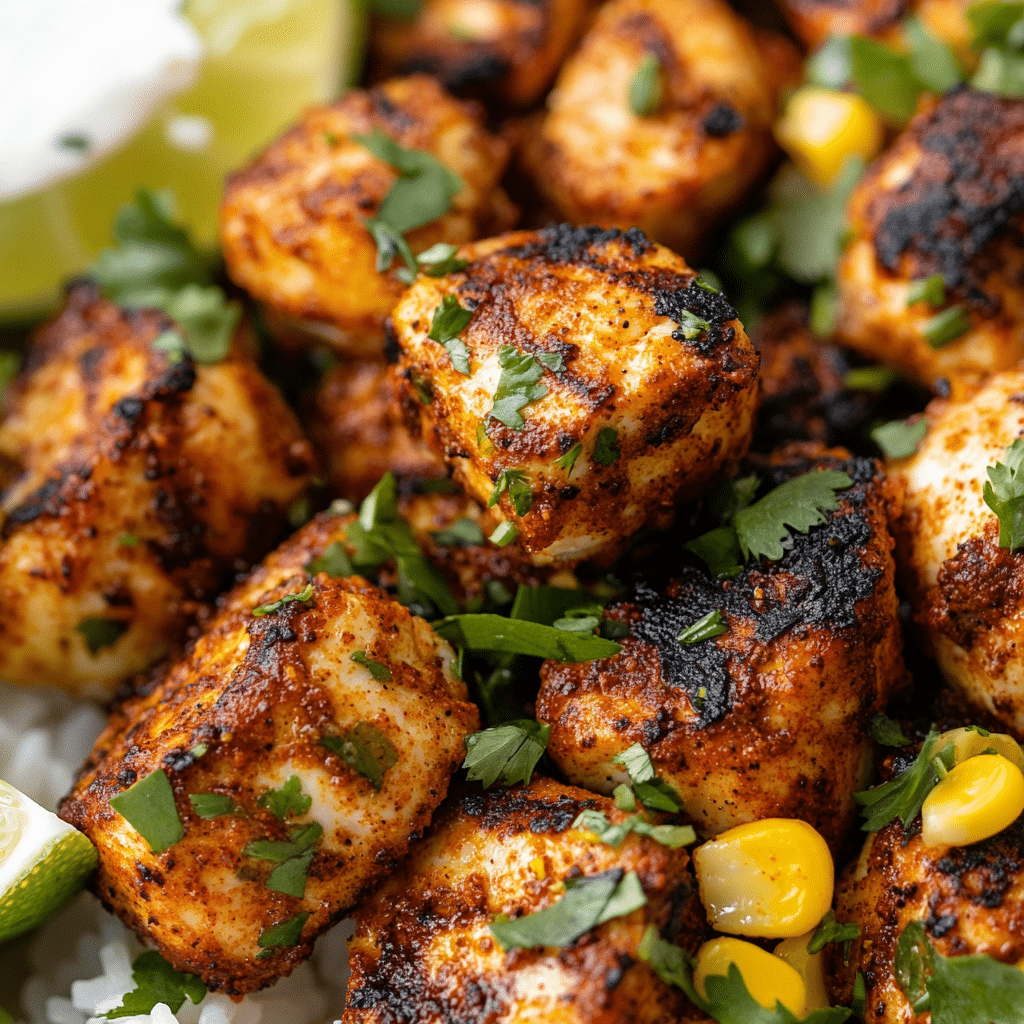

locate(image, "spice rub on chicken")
[[369, 0, 595, 108], [835, 88, 1024, 391], [889, 367, 1024, 738], [343, 776, 707, 1024], [536, 449, 907, 852], [59, 568, 478, 995], [389, 224, 760, 566], [0, 283, 313, 698], [219, 76, 515, 358], [517, 0, 796, 258]]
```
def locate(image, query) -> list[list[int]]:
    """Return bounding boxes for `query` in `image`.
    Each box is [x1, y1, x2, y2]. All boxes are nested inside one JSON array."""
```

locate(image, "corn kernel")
[[530, 856, 546, 879], [694, 937, 807, 1017], [775, 86, 885, 187], [692, 818, 834, 938], [936, 726, 1024, 774], [774, 932, 831, 1011], [921, 754, 1024, 848]]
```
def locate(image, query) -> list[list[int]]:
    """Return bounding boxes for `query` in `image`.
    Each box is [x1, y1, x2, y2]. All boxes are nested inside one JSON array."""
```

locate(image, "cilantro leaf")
[[872, 418, 928, 460], [612, 743, 682, 813], [613, 742, 657, 784], [109, 769, 183, 854], [243, 823, 323, 863], [430, 517, 485, 547], [159, 284, 240, 364], [537, 351, 565, 372], [636, 926, 705, 1004], [322, 722, 398, 791], [490, 869, 646, 950], [188, 793, 244, 819], [968, 3, 1024, 49], [257, 776, 312, 821], [733, 469, 853, 562], [76, 617, 127, 654], [629, 53, 662, 116], [677, 609, 728, 645], [685, 524, 744, 578], [573, 809, 696, 849], [592, 428, 620, 467], [463, 720, 550, 787], [252, 583, 315, 618], [434, 614, 623, 662], [849, 35, 930, 123], [428, 294, 474, 374], [509, 584, 598, 626], [984, 438, 1024, 549], [854, 728, 955, 832], [553, 442, 582, 476], [265, 849, 317, 898], [488, 469, 533, 516], [350, 650, 392, 681], [102, 951, 205, 1019], [907, 274, 945, 307], [305, 541, 354, 579], [417, 242, 468, 277], [868, 713, 911, 747], [257, 912, 309, 952], [489, 345, 549, 429], [364, 218, 418, 279], [152, 329, 187, 363], [807, 910, 860, 954], [674, 309, 712, 340]]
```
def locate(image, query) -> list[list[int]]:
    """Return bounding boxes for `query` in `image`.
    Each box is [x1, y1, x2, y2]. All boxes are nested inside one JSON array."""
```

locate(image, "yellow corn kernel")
[[774, 86, 884, 187], [774, 933, 831, 1011], [692, 818, 834, 938], [530, 856, 546, 879], [936, 726, 1024, 774], [694, 937, 807, 1018], [921, 754, 1024, 848]]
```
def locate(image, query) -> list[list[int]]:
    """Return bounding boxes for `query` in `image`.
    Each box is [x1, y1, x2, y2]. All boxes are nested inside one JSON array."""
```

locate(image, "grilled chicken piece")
[[0, 284, 313, 698], [889, 368, 1024, 738], [219, 76, 516, 358], [369, 0, 595, 108], [835, 89, 1024, 392], [536, 449, 907, 852], [517, 0, 796, 258], [60, 568, 478, 995], [829, 816, 1024, 1020], [390, 224, 760, 566], [344, 776, 707, 1024], [306, 358, 446, 502]]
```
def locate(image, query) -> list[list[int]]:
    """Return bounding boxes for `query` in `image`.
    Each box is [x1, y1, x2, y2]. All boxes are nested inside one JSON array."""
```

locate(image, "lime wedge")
[[0, 779, 98, 944], [0, 0, 366, 318]]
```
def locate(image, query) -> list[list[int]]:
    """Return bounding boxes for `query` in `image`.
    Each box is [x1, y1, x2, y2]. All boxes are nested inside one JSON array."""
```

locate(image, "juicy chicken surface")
[[517, 0, 795, 258], [0, 284, 313, 698], [60, 568, 478, 994], [890, 367, 1024, 737], [536, 449, 907, 852], [219, 76, 515, 357], [835, 89, 1024, 392], [390, 224, 760, 566], [344, 776, 708, 1024], [369, 0, 595, 108], [306, 358, 445, 502], [830, 815, 1024, 1021]]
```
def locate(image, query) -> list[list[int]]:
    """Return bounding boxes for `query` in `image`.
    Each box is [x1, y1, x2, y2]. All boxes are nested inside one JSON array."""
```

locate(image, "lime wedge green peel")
[[0, 779, 98, 944]]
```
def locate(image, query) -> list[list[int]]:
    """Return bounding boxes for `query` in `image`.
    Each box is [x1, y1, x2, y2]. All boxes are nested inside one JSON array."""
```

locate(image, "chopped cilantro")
[[871, 418, 928, 460], [686, 524, 744, 578], [489, 345, 548, 429], [488, 468, 533, 516], [677, 609, 728, 645], [612, 743, 682, 813], [428, 294, 474, 374], [350, 651, 392, 681], [628, 53, 662, 116], [807, 910, 860, 954], [552, 606, 602, 633], [430, 517, 485, 547], [417, 242, 468, 277], [868, 714, 911, 747], [592, 428, 620, 467], [553, 442, 583, 476], [509, 584, 597, 626], [265, 849, 317, 898], [243, 823, 323, 863], [257, 912, 309, 953], [109, 769, 183, 854], [434, 613, 623, 662], [463, 720, 550, 787], [573, 809, 696, 849], [159, 284, 240, 364], [364, 218, 418, 280], [983, 438, 1024, 549], [923, 305, 972, 347], [76, 617, 127, 654], [537, 351, 565, 372], [491, 869, 647, 950], [152, 329, 187, 363], [102, 951, 205, 1019], [252, 583, 314, 618], [674, 309, 712, 340], [305, 541, 354, 579], [488, 521, 519, 547], [257, 776, 312, 821], [907, 274, 945, 308], [322, 722, 398, 791], [188, 793, 244, 819]]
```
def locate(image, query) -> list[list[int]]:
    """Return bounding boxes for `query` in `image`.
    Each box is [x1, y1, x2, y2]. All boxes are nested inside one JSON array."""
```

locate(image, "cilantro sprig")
[[428, 294, 474, 374], [109, 769, 183, 854], [433, 614, 622, 662], [983, 438, 1024, 550], [872, 418, 928, 460], [102, 951, 205, 1019], [807, 910, 860, 955], [612, 743, 682, 814], [488, 468, 533, 516], [489, 345, 550, 429], [463, 720, 550, 787], [258, 776, 312, 820], [322, 722, 399, 791], [573, 809, 695, 850]]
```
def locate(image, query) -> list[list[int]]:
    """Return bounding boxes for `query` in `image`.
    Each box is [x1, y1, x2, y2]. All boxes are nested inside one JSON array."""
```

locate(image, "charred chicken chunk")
[[536, 450, 907, 852], [835, 89, 1024, 391], [390, 224, 760, 566], [220, 76, 515, 357], [59, 569, 478, 994], [0, 283, 313, 698], [343, 776, 707, 1024]]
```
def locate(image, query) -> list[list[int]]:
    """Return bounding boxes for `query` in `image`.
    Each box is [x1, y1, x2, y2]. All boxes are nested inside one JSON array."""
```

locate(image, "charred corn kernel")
[[936, 726, 1024, 774], [774, 933, 830, 1011], [775, 86, 884, 187], [921, 754, 1024, 848], [530, 856, 546, 879], [692, 818, 834, 938], [694, 937, 807, 1017]]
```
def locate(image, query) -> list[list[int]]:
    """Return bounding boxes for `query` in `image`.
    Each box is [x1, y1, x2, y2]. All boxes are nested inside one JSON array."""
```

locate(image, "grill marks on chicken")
[[344, 777, 707, 1024], [0, 284, 313, 697], [60, 571, 478, 994], [537, 450, 906, 850]]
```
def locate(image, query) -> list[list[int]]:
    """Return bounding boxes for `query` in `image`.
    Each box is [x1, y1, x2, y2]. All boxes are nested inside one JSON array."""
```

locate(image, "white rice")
[[0, 682, 352, 1024]]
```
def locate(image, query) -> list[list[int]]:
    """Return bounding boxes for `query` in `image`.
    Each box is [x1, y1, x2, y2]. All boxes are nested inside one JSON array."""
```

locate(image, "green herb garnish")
[[463, 720, 550, 787], [674, 309, 711, 340], [252, 583, 314, 618], [907, 274, 945, 307], [923, 305, 972, 347], [417, 242, 469, 277], [76, 617, 127, 654], [322, 722, 399, 791], [628, 53, 662, 116], [434, 614, 622, 662], [305, 541, 354, 578], [488, 521, 519, 547], [109, 769, 183, 854], [871, 418, 928, 460], [488, 468, 533, 516], [592, 428, 620, 467], [430, 517, 485, 547], [553, 442, 583, 476], [489, 345, 549, 429], [428, 293, 474, 374], [509, 584, 597, 626], [612, 743, 682, 813], [807, 910, 860, 954], [188, 793, 244, 819], [572, 809, 696, 850], [243, 823, 323, 863], [257, 776, 312, 821], [350, 651, 392, 681], [983, 438, 1024, 549], [257, 912, 310, 953], [102, 951, 205, 1019], [677, 609, 728, 645], [868, 713, 911, 747]]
